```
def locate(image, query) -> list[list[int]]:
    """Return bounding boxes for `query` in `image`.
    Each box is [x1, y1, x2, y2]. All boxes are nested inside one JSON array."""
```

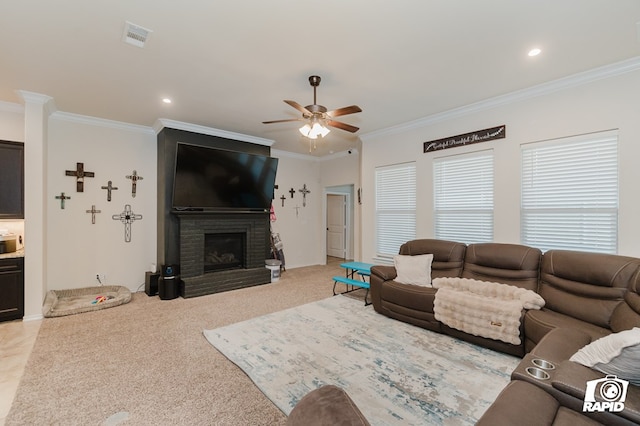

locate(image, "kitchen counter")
[[0, 248, 24, 259]]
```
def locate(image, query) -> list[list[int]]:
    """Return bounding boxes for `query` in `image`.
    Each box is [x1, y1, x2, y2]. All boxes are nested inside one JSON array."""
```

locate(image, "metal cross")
[[280, 194, 286, 207], [85, 205, 101, 224], [55, 192, 71, 209], [101, 180, 118, 202], [126, 170, 143, 198], [65, 162, 95, 192], [112, 204, 143, 243], [298, 184, 311, 207], [289, 188, 296, 198]]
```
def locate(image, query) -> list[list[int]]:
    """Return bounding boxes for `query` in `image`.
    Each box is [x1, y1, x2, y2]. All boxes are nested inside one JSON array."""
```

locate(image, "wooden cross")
[[289, 188, 296, 198], [126, 170, 143, 198], [280, 194, 286, 207], [65, 162, 95, 192], [112, 204, 143, 243], [298, 184, 311, 207], [101, 181, 118, 202], [55, 192, 71, 209], [85, 205, 101, 224]]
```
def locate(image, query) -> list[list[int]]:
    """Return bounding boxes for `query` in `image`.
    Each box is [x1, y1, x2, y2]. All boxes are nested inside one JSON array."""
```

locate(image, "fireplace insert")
[[204, 232, 245, 272]]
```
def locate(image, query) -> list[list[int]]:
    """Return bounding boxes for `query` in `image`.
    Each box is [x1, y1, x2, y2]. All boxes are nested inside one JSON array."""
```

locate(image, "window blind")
[[433, 151, 494, 244], [375, 162, 416, 259], [521, 132, 618, 253]]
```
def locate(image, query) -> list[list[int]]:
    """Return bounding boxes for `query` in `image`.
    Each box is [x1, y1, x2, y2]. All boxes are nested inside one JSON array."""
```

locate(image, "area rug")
[[42, 285, 131, 318], [203, 295, 520, 425]]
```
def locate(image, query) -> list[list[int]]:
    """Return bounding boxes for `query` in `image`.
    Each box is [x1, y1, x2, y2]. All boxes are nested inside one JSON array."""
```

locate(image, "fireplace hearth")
[[176, 212, 271, 298]]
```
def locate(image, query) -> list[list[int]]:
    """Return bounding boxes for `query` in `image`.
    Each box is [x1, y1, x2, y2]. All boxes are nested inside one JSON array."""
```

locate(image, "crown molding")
[[270, 148, 318, 161], [15, 90, 56, 116], [270, 148, 357, 162], [361, 56, 640, 141], [0, 100, 24, 114], [51, 111, 155, 135], [154, 118, 274, 146]]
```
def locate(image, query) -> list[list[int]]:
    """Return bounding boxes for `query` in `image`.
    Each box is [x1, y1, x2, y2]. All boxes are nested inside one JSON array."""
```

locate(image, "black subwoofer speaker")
[[158, 276, 179, 300], [145, 271, 160, 296]]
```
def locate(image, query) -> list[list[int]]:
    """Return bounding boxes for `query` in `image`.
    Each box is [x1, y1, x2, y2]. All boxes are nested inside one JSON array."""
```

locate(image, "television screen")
[[172, 143, 278, 211]]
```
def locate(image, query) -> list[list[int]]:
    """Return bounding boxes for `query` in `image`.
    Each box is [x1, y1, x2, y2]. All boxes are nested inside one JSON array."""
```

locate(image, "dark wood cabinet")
[[0, 257, 24, 322], [0, 140, 25, 219]]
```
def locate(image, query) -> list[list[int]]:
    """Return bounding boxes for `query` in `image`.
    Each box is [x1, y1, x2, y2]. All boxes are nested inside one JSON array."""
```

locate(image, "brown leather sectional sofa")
[[369, 239, 640, 425]]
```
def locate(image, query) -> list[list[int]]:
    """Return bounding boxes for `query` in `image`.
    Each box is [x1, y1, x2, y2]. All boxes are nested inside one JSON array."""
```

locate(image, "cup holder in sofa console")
[[525, 367, 550, 380], [531, 359, 555, 370]]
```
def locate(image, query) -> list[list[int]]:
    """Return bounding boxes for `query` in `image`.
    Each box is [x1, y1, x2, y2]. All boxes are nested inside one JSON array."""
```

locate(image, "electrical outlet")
[[96, 273, 106, 284]]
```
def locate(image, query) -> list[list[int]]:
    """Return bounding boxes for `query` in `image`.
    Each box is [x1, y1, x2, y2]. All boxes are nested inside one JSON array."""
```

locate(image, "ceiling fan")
[[262, 75, 362, 140]]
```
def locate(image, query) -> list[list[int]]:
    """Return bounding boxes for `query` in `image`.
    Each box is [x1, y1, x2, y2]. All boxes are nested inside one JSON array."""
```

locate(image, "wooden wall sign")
[[423, 125, 506, 153]]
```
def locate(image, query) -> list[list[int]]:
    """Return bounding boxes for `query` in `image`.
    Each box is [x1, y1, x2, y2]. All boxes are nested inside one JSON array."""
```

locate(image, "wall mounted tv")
[[172, 143, 278, 212]]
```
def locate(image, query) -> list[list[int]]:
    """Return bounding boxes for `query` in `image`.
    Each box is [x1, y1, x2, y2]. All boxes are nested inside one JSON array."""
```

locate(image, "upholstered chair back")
[[398, 239, 466, 279], [539, 250, 640, 329], [461, 243, 542, 291]]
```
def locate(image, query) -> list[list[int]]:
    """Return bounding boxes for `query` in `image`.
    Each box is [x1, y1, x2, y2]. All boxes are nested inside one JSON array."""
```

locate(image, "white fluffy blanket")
[[432, 277, 545, 345]]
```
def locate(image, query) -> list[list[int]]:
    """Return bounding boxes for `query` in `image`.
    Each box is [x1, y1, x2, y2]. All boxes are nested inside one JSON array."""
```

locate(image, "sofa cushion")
[[287, 385, 370, 426], [539, 250, 640, 329], [570, 327, 640, 385], [461, 243, 541, 291], [394, 254, 433, 286]]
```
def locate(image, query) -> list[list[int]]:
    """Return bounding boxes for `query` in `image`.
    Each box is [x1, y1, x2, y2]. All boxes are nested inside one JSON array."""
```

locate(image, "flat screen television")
[[172, 143, 278, 211]]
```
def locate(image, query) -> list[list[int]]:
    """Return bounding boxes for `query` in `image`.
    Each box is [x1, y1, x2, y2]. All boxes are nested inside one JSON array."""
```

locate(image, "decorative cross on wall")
[[101, 181, 118, 202], [280, 194, 286, 207], [289, 188, 296, 198], [65, 162, 95, 192], [85, 205, 101, 224], [298, 184, 311, 207], [55, 192, 71, 209], [112, 204, 143, 243], [125, 170, 143, 198]]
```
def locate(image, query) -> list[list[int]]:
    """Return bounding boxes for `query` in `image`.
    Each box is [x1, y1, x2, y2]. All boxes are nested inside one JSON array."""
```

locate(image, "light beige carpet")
[[7, 261, 347, 425]]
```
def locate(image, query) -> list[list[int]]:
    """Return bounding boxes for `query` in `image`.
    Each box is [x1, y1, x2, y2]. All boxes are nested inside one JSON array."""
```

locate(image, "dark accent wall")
[[156, 127, 271, 267]]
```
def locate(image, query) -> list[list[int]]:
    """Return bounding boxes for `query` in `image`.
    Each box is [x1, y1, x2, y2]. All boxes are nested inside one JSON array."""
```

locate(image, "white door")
[[326, 194, 346, 258]]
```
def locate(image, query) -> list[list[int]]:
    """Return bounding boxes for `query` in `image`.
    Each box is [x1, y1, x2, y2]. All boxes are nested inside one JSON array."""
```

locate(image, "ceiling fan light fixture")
[[299, 119, 330, 139]]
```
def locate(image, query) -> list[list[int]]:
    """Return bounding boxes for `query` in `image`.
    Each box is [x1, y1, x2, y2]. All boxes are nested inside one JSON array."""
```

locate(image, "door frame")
[[323, 184, 354, 263]]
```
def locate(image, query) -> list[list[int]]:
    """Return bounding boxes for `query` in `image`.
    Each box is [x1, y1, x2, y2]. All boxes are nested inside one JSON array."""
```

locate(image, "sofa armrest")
[[552, 361, 640, 425], [370, 265, 396, 281], [531, 327, 593, 363]]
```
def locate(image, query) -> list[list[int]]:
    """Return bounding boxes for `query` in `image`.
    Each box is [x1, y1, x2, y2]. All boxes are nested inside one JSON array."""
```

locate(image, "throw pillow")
[[569, 327, 640, 386], [394, 254, 433, 287]]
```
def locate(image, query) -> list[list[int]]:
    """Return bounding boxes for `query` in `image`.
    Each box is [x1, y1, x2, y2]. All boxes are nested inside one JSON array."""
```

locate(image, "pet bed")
[[42, 285, 132, 318]]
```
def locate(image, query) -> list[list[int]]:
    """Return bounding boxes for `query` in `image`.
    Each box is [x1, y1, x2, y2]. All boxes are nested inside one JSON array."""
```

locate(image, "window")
[[521, 131, 618, 253], [433, 151, 494, 244], [375, 162, 416, 260]]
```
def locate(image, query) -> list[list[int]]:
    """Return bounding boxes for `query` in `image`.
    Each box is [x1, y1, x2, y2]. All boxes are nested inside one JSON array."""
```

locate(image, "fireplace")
[[204, 232, 245, 272], [175, 212, 271, 298]]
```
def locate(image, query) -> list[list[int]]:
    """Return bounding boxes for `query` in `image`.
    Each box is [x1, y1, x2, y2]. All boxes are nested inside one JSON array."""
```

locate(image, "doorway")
[[325, 184, 354, 261]]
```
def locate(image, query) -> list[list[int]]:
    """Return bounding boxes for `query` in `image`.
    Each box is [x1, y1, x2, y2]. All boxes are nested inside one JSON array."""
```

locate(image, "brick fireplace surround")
[[157, 125, 274, 299], [176, 212, 271, 298]]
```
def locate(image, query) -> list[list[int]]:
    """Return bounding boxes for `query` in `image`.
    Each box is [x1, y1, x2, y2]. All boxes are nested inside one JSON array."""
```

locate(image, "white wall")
[[360, 65, 640, 262], [46, 115, 157, 292], [320, 151, 362, 261], [270, 151, 323, 269]]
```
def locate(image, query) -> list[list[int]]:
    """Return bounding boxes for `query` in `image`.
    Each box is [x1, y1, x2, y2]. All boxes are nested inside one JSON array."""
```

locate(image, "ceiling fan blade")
[[284, 100, 312, 115], [262, 118, 304, 124], [326, 105, 362, 118], [326, 120, 359, 133]]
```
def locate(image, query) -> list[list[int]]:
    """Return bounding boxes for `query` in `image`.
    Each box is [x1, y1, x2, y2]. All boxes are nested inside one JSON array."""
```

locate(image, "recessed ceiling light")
[[528, 48, 542, 57], [162, 98, 172, 104]]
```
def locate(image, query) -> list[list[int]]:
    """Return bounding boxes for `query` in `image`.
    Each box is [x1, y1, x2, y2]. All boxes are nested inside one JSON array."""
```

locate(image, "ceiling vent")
[[122, 21, 152, 48]]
